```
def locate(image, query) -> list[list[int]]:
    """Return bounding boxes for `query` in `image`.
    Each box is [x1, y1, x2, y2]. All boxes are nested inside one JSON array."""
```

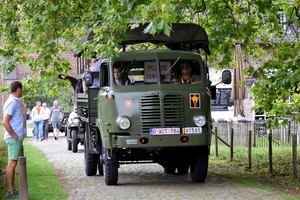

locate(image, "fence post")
[[248, 130, 252, 169], [230, 128, 234, 161], [288, 120, 291, 143], [214, 127, 218, 157], [292, 134, 297, 179], [228, 120, 233, 146], [268, 129, 273, 174], [19, 156, 28, 200], [253, 121, 256, 147]]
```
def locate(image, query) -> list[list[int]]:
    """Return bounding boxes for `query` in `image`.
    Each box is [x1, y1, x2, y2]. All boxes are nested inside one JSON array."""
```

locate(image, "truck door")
[[97, 62, 109, 133]]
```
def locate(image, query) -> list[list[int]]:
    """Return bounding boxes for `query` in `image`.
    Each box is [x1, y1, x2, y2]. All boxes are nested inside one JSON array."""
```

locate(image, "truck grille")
[[140, 94, 184, 134]]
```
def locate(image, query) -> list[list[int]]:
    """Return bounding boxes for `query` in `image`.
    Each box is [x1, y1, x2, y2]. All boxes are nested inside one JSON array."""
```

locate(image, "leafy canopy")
[[0, 0, 299, 126]]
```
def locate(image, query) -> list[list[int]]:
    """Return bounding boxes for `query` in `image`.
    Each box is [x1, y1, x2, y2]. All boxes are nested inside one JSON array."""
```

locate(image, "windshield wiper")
[[121, 59, 136, 74], [164, 57, 181, 75]]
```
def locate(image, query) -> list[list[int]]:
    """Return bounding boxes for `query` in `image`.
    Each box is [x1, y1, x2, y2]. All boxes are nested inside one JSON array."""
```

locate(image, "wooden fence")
[[212, 120, 300, 147]]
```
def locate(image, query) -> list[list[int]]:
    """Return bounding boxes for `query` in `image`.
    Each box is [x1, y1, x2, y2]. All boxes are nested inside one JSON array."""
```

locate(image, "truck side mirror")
[[222, 70, 231, 84], [84, 72, 94, 87]]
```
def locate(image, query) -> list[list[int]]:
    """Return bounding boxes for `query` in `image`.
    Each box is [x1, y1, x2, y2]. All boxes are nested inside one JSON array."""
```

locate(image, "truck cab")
[[75, 23, 231, 185]]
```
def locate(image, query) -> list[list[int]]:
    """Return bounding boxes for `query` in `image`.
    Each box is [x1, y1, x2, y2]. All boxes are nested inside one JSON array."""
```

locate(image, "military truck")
[[74, 23, 231, 185]]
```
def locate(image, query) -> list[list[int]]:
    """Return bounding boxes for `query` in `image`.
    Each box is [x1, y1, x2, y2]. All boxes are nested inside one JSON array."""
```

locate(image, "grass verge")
[[209, 145, 300, 200], [0, 130, 67, 199]]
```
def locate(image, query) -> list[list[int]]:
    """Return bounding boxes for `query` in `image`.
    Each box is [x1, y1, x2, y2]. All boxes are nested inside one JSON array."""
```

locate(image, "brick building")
[[0, 51, 79, 121]]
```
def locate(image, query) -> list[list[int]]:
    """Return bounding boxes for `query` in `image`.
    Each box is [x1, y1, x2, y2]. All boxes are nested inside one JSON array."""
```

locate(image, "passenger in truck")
[[171, 62, 201, 84]]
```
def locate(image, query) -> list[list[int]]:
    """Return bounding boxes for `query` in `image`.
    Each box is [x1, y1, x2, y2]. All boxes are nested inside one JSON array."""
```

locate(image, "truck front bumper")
[[104, 133, 211, 149]]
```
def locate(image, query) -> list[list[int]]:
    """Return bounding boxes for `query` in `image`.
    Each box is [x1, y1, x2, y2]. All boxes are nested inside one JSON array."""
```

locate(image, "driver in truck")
[[171, 62, 201, 84], [113, 66, 131, 86]]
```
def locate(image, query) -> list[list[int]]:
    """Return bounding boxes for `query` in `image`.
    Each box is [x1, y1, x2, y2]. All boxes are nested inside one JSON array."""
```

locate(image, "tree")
[[26, 78, 74, 113], [0, 0, 299, 126]]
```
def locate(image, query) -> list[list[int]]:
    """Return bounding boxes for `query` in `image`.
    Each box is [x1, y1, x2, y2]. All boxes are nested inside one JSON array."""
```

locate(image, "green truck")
[[74, 23, 231, 185]]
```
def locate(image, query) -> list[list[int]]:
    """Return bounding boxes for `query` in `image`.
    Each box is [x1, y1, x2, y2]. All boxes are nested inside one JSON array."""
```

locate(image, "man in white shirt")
[[31, 101, 44, 141], [42, 103, 51, 140]]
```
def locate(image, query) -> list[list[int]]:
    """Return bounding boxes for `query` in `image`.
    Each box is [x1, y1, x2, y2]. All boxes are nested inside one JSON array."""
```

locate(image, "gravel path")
[[27, 134, 285, 200]]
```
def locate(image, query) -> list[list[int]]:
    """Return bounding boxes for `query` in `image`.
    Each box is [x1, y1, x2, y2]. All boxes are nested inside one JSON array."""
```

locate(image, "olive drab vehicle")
[[74, 23, 231, 185]]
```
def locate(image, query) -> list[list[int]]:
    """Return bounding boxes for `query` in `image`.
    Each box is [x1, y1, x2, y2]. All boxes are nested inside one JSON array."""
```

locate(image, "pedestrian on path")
[[49, 101, 64, 140], [42, 103, 51, 140], [2, 81, 23, 198], [31, 101, 44, 141]]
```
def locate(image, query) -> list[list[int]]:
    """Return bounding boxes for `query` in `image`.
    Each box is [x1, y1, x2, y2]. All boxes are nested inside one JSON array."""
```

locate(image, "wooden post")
[[214, 127, 218, 157], [288, 121, 291, 143], [253, 121, 256, 147], [248, 130, 252, 169], [268, 129, 273, 174], [227, 120, 233, 144], [230, 128, 234, 161], [19, 156, 28, 200], [292, 134, 297, 179]]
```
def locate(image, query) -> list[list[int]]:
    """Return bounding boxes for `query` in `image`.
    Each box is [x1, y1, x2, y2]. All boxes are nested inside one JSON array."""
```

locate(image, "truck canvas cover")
[[76, 23, 210, 55]]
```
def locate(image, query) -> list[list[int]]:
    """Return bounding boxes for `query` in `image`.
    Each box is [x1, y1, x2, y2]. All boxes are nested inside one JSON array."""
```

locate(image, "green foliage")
[[0, 0, 299, 126], [25, 78, 74, 113], [0, 125, 8, 188]]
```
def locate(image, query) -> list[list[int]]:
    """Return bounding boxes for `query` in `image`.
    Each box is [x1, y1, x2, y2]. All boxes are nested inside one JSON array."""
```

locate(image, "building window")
[[279, 10, 291, 34]]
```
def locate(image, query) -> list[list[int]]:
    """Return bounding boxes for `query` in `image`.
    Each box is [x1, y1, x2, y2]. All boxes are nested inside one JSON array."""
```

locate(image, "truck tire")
[[190, 146, 208, 182], [98, 162, 103, 176], [164, 166, 176, 174], [84, 140, 98, 176], [176, 149, 190, 174], [98, 143, 103, 176], [103, 148, 118, 185], [71, 130, 78, 153], [67, 139, 72, 151], [176, 163, 189, 174]]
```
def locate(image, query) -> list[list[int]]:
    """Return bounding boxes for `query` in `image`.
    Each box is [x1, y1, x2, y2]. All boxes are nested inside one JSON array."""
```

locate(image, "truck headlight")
[[193, 115, 206, 127], [117, 116, 131, 130]]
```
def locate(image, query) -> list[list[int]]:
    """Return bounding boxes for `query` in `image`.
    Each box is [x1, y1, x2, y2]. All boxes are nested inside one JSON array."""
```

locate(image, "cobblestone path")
[[28, 136, 285, 200]]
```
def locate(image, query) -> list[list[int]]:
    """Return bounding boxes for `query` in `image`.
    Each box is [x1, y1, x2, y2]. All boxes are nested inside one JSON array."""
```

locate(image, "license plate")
[[183, 127, 202, 134], [150, 128, 180, 135]]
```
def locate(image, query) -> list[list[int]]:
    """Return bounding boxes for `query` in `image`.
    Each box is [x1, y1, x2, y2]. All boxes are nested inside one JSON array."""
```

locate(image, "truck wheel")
[[176, 150, 190, 174], [103, 148, 118, 185], [190, 146, 208, 182], [71, 130, 78, 153], [84, 140, 98, 176], [164, 166, 176, 174], [177, 163, 189, 174], [98, 162, 103, 176], [98, 143, 103, 176], [67, 139, 72, 151]]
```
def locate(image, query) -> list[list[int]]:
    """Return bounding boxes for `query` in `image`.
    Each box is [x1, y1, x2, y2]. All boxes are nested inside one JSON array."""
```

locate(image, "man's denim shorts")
[[52, 121, 61, 129]]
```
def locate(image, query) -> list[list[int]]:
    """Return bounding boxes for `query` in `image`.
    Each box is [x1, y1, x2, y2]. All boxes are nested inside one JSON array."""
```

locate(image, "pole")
[[292, 135, 297, 179], [268, 129, 273, 174], [248, 130, 252, 169], [230, 128, 234, 161], [253, 121, 256, 147], [19, 156, 28, 200], [214, 127, 218, 157]]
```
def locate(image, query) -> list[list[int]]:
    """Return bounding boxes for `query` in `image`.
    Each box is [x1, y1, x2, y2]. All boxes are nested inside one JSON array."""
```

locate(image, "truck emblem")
[[190, 93, 200, 108], [125, 100, 132, 108]]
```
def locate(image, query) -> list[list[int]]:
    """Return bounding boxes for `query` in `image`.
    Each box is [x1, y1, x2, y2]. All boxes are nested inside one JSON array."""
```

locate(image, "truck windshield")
[[112, 59, 202, 86]]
